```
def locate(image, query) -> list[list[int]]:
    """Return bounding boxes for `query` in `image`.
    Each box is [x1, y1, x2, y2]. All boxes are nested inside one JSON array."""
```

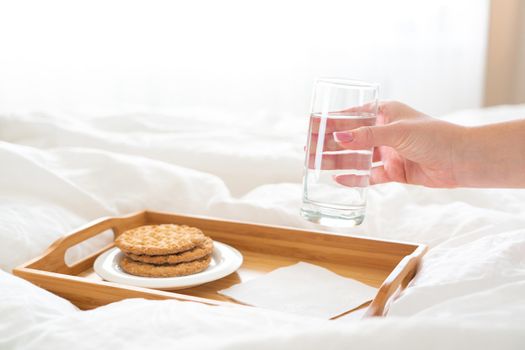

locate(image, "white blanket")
[[1, 106, 525, 349]]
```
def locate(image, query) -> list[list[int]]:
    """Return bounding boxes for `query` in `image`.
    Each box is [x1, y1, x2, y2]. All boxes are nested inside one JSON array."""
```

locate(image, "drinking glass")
[[300, 78, 379, 227]]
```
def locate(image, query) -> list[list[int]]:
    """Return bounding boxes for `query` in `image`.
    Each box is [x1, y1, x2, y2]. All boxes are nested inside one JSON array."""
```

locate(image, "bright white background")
[[0, 0, 489, 118]]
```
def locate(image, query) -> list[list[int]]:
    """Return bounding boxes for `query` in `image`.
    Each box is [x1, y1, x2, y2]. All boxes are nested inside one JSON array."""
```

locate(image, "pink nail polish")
[[333, 131, 353, 143]]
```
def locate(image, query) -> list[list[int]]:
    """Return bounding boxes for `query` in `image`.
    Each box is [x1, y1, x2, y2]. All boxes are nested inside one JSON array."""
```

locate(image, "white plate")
[[93, 242, 243, 290]]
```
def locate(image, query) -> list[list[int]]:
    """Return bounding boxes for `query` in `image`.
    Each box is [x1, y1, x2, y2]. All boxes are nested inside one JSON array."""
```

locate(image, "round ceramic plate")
[[93, 242, 243, 290]]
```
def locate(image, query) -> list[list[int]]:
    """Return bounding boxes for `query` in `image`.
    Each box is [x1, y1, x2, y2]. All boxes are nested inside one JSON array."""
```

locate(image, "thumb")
[[333, 123, 403, 149]]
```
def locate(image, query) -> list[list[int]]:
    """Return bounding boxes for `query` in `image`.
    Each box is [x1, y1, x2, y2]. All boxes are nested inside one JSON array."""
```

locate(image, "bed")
[[1, 105, 524, 349]]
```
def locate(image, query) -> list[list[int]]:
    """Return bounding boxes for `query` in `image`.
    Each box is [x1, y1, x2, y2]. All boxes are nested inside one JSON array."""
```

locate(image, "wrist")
[[451, 125, 478, 187]]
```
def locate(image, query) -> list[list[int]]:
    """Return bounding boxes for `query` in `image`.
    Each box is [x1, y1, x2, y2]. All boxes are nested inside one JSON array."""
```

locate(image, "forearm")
[[454, 120, 525, 188]]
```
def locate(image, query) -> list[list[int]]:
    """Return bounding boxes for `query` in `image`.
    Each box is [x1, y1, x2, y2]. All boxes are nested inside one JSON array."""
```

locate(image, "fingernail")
[[333, 131, 354, 143]]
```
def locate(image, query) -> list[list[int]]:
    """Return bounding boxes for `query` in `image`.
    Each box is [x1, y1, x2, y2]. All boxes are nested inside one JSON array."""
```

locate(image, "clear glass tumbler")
[[300, 78, 379, 227]]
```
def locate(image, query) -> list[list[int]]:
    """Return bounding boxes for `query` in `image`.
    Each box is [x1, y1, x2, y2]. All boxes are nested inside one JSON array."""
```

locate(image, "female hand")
[[332, 101, 467, 188], [330, 101, 525, 188]]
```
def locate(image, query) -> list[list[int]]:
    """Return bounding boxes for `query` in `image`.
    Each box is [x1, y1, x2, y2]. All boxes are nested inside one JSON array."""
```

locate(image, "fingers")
[[372, 147, 382, 162], [309, 113, 376, 134], [310, 101, 425, 136], [308, 114, 376, 153], [333, 165, 392, 187], [334, 123, 404, 150], [307, 152, 372, 170], [308, 133, 345, 153], [307, 138, 380, 167], [333, 174, 369, 187], [306, 135, 381, 158], [369, 165, 391, 185]]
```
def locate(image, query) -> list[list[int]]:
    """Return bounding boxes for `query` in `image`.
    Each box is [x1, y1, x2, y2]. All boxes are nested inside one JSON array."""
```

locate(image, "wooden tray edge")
[[13, 210, 428, 317], [365, 244, 428, 317], [12, 266, 231, 310]]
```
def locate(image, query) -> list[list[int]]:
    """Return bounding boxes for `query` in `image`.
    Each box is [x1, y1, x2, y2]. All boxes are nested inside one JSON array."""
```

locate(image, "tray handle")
[[365, 244, 427, 317], [19, 211, 147, 274]]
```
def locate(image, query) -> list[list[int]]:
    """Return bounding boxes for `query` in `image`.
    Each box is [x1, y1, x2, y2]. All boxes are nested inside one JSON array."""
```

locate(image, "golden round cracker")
[[126, 237, 213, 265], [115, 224, 207, 256], [119, 255, 211, 277]]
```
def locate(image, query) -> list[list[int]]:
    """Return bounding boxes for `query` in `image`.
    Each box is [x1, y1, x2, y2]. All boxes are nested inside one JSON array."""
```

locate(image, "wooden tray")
[[14, 210, 427, 318]]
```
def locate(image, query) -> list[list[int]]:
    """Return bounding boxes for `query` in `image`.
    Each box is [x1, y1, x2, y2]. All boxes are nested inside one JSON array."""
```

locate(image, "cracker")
[[119, 255, 212, 277], [126, 237, 213, 265], [115, 224, 207, 255]]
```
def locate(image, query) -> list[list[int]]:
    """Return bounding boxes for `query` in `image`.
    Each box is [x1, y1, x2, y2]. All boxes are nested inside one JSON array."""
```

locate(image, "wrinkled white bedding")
[[1, 105, 524, 349]]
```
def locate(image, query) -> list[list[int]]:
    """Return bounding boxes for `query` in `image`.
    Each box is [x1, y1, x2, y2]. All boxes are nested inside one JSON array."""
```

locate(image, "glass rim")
[[316, 77, 379, 90]]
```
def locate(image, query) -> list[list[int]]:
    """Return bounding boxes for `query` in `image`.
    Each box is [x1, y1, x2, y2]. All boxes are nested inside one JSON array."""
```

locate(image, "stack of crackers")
[[115, 224, 213, 277]]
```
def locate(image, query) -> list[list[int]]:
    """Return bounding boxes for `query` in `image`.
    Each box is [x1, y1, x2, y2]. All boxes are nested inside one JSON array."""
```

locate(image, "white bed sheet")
[[1, 105, 524, 349]]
